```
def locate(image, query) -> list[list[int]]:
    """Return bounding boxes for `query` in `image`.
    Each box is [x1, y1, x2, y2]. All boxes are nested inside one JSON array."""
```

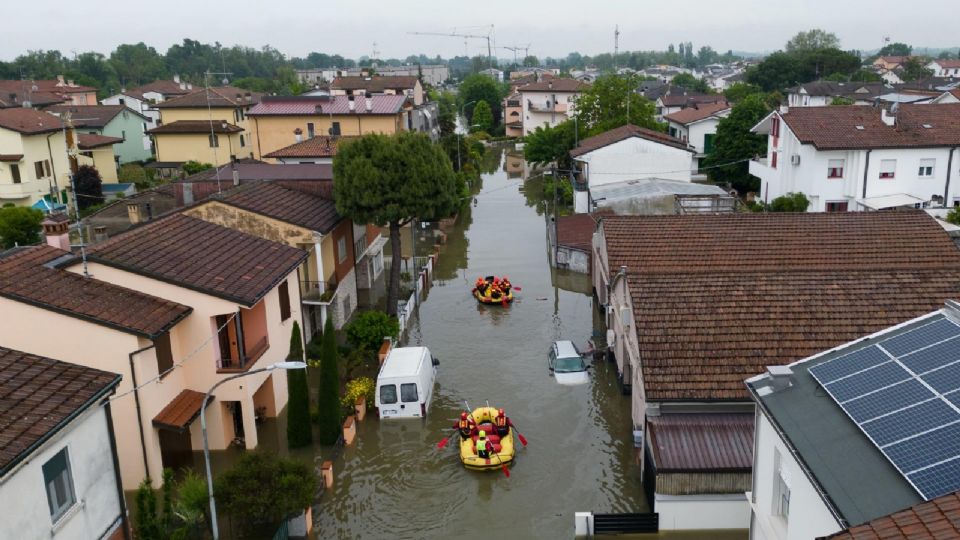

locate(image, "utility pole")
[[204, 70, 232, 193], [614, 25, 621, 71], [62, 112, 89, 277]]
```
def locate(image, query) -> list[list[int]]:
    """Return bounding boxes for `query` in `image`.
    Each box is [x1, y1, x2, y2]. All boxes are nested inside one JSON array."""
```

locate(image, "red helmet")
[[461, 412, 468, 419], [498, 408, 505, 416]]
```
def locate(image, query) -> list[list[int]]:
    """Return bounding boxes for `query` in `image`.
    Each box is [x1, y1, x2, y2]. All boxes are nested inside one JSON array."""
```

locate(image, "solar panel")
[[810, 314, 960, 500]]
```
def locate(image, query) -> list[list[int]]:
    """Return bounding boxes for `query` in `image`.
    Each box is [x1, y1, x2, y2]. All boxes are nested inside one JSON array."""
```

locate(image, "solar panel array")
[[809, 315, 960, 500]]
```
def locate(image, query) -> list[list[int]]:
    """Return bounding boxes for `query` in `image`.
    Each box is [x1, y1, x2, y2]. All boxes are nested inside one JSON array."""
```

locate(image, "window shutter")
[[279, 281, 291, 321]]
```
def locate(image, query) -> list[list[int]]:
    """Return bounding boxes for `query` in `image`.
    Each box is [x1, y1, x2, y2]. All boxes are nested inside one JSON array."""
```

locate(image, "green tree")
[[435, 90, 457, 136], [724, 82, 764, 103], [786, 29, 840, 52], [850, 69, 883, 82], [0, 206, 44, 249], [671, 72, 712, 93], [701, 93, 772, 195], [214, 452, 316, 537], [458, 73, 505, 127], [345, 310, 399, 353], [831, 96, 854, 105], [522, 55, 540, 67], [74, 165, 104, 211], [878, 42, 912, 57], [134, 478, 162, 540], [317, 317, 341, 444], [746, 48, 861, 91], [574, 74, 659, 135], [900, 57, 934, 82], [522, 120, 583, 168], [182, 161, 214, 175], [946, 207, 960, 226], [286, 321, 312, 448], [768, 192, 810, 212], [333, 133, 458, 316], [470, 100, 493, 133]]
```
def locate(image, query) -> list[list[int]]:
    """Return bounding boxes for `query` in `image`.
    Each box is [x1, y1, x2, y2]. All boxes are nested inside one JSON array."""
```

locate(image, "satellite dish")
[[221, 78, 229, 85]]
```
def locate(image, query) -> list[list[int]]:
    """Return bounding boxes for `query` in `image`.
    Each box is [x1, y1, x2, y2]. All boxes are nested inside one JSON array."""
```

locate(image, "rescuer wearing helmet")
[[454, 411, 475, 440], [476, 430, 491, 459], [494, 408, 511, 437]]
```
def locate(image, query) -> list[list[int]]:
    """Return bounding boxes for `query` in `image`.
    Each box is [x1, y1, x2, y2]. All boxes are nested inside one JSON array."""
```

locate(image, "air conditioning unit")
[[790, 154, 801, 166]]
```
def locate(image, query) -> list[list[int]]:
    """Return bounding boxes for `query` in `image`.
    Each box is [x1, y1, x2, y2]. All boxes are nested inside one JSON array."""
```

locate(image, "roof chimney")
[[173, 74, 181, 84], [42, 214, 70, 250], [348, 97, 356, 112], [365, 97, 373, 112], [127, 202, 141, 225], [56, 75, 65, 86], [548, 80, 553, 90], [93, 226, 108, 243], [779, 104, 789, 115], [881, 107, 897, 127], [294, 127, 303, 143]]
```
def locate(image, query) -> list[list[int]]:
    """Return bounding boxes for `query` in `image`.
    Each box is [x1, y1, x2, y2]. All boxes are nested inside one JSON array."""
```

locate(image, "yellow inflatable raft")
[[471, 276, 515, 305], [459, 406, 515, 471]]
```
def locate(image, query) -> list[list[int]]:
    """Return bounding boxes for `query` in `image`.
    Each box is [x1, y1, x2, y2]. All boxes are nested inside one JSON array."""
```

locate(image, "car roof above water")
[[379, 346, 429, 379], [554, 340, 580, 359]]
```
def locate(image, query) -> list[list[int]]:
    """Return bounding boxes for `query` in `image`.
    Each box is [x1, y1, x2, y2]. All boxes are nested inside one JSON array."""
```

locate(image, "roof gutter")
[[128, 343, 155, 481], [945, 147, 956, 204], [861, 149, 872, 199]]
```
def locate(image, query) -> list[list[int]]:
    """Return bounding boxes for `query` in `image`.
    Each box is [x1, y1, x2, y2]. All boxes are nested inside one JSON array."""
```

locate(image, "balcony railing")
[[527, 101, 568, 114], [217, 336, 269, 372], [301, 280, 338, 304], [354, 233, 368, 262]]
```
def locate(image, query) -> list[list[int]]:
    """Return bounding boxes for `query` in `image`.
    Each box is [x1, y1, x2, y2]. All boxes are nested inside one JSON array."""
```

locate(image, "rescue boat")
[[471, 276, 515, 305], [459, 406, 516, 471]]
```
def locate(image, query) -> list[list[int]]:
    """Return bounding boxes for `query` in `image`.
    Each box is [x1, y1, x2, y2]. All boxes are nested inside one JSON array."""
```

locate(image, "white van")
[[375, 346, 438, 419]]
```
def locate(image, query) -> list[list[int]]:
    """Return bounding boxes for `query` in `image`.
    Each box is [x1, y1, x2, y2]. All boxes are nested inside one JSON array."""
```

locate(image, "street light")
[[458, 100, 477, 171], [201, 360, 307, 540]]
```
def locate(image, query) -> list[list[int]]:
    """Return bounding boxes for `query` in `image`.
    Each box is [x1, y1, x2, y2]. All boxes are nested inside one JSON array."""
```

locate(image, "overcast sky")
[[4, 0, 957, 62]]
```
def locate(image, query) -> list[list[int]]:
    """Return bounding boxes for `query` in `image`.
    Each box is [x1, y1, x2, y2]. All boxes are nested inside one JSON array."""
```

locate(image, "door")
[[400, 383, 420, 417], [378, 383, 400, 418]]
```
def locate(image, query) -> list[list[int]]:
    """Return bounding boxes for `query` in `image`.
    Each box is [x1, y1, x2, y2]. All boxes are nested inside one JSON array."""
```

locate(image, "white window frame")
[[918, 158, 935, 178], [43, 447, 77, 524], [337, 236, 347, 264], [772, 449, 791, 520], [879, 159, 897, 179], [827, 159, 844, 179]]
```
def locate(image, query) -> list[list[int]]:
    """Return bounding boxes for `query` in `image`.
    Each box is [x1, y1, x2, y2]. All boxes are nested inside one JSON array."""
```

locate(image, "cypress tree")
[[286, 321, 312, 448], [317, 317, 341, 444]]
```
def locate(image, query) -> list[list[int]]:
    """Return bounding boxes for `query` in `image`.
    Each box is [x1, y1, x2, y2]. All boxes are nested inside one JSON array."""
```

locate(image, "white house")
[[927, 59, 960, 78], [517, 78, 589, 135], [479, 68, 504, 83], [0, 346, 126, 540], [664, 102, 730, 170], [101, 76, 193, 132], [746, 301, 960, 540], [749, 104, 960, 211], [570, 124, 694, 213], [785, 81, 890, 107], [655, 92, 725, 122]]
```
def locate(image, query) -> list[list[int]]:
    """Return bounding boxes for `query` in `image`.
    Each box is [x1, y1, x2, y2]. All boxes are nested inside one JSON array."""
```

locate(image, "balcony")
[[215, 302, 269, 373], [0, 178, 46, 201], [748, 157, 775, 187], [301, 280, 338, 305], [528, 101, 569, 114]]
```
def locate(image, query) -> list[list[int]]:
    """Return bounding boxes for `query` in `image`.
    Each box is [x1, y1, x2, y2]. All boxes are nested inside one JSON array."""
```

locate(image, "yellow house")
[[147, 120, 246, 166], [247, 94, 409, 159], [0, 108, 70, 207], [76, 133, 121, 183]]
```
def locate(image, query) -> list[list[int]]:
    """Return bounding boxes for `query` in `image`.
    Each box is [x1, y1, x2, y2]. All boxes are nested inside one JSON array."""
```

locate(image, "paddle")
[[489, 442, 510, 478], [511, 424, 529, 447], [437, 427, 460, 449]]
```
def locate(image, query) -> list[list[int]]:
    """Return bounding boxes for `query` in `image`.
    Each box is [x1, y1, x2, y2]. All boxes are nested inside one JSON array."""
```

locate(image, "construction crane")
[[501, 44, 532, 66], [408, 25, 495, 68]]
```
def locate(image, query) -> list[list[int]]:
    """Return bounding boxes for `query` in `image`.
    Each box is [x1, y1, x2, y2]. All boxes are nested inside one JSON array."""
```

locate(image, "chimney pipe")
[[126, 203, 141, 225], [93, 226, 108, 243], [365, 97, 373, 112], [348, 98, 355, 112], [41, 214, 71, 250]]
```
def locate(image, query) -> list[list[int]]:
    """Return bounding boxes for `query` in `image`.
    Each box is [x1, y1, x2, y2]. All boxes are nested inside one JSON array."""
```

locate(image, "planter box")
[[321, 460, 333, 489], [355, 395, 367, 421], [343, 415, 356, 445]]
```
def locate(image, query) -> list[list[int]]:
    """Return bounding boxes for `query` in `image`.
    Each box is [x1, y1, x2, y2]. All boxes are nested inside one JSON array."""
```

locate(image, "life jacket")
[[459, 419, 470, 431], [495, 415, 507, 428], [477, 439, 489, 453]]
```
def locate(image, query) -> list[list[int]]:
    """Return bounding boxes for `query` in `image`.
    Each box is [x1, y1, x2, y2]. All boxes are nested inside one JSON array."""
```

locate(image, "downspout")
[[254, 117, 262, 160], [46, 132, 60, 202], [128, 343, 155, 480], [104, 400, 132, 540], [945, 147, 956, 205], [861, 149, 872, 200]]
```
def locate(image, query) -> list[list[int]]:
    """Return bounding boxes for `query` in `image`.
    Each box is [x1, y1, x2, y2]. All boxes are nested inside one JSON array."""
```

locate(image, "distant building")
[[0, 75, 96, 107], [0, 108, 69, 207], [297, 65, 450, 86], [47, 104, 153, 164], [785, 81, 891, 107], [655, 92, 726, 122], [479, 68, 504, 83], [101, 75, 194, 130], [927, 59, 960, 78], [664, 102, 731, 170], [330, 76, 425, 106], [517, 78, 589, 135], [503, 92, 523, 137]]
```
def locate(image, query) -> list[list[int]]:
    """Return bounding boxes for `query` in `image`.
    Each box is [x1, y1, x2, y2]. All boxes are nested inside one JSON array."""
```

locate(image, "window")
[[825, 201, 849, 212], [121, 130, 126, 141], [34, 161, 45, 179], [703, 133, 715, 154], [879, 159, 896, 179], [380, 384, 398, 404], [827, 159, 845, 178], [44, 160, 51, 177], [119, 97, 125, 105], [307, 123, 315, 139], [771, 151, 778, 169], [10, 164, 21, 184], [772, 449, 791, 519], [208, 134, 219, 148], [337, 236, 347, 264], [330, 122, 341, 136], [400, 383, 419, 403], [278, 281, 291, 321], [239, 134, 246, 148], [919, 158, 935, 177], [43, 448, 76, 523], [771, 116, 780, 137], [234, 110, 240, 123]]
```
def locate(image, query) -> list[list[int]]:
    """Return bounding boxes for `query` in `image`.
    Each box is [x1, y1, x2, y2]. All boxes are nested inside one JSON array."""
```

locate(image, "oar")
[[437, 427, 459, 449], [511, 424, 529, 447], [489, 444, 510, 478]]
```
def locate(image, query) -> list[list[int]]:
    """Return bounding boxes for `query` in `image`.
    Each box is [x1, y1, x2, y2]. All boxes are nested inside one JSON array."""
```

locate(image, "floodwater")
[[311, 146, 646, 538]]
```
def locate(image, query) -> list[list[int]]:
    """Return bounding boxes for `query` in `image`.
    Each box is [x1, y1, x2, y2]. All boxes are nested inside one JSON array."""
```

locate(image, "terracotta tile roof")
[[27, 79, 97, 94], [179, 163, 333, 182], [663, 102, 730, 125], [152, 389, 209, 431], [330, 76, 419, 92], [823, 491, 960, 539], [0, 245, 192, 338], [0, 108, 63, 134], [658, 93, 725, 108], [778, 103, 960, 150], [215, 181, 342, 233], [933, 60, 960, 69], [556, 213, 596, 252], [87, 213, 308, 306], [647, 414, 754, 472], [248, 95, 407, 116], [154, 86, 262, 109], [264, 135, 345, 158], [0, 82, 65, 108], [517, 79, 589, 93], [77, 133, 123, 149], [570, 124, 691, 157], [147, 120, 243, 134], [125, 79, 193, 101], [603, 211, 960, 401], [45, 104, 141, 127], [0, 346, 121, 474], [788, 81, 889, 98]]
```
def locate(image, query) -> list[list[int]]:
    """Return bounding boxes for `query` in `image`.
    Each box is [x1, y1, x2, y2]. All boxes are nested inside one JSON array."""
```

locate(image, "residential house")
[[299, 65, 450, 87], [927, 59, 960, 78], [171, 162, 333, 205], [655, 92, 726, 122], [247, 95, 410, 159], [517, 79, 589, 135], [479, 68, 504, 83], [82, 185, 178, 237], [664, 102, 730, 170], [873, 56, 912, 71], [588, 178, 735, 215], [296, 68, 343, 85], [101, 75, 194, 130], [0, 346, 126, 540], [747, 302, 960, 540], [47, 104, 152, 164], [785, 81, 890, 107], [749, 104, 960, 211], [569, 124, 695, 213], [330, 75, 425, 105], [0, 76, 97, 107], [0, 108, 69, 207], [183, 181, 384, 334], [263, 135, 344, 164], [76, 134, 123, 184], [592, 211, 960, 531], [503, 92, 523, 137], [639, 65, 691, 83]]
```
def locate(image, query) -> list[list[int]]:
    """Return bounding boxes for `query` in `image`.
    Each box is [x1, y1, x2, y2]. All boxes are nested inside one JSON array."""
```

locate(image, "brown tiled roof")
[[658, 93, 725, 108], [77, 133, 123, 149], [330, 76, 418, 92], [0, 81, 65, 108], [215, 181, 342, 233], [147, 120, 243, 134], [823, 491, 960, 539], [779, 103, 960, 150], [87, 213, 308, 306], [0, 108, 63, 134], [647, 414, 753, 472], [28, 79, 97, 94], [556, 213, 596, 252], [517, 79, 589, 92], [663, 102, 730, 125], [125, 79, 193, 101], [152, 389, 209, 431], [0, 346, 120, 474], [934, 60, 960, 69], [0, 245, 192, 338], [45, 104, 143, 127], [264, 135, 344, 158], [604, 211, 960, 401], [570, 124, 691, 157], [154, 86, 263, 109]]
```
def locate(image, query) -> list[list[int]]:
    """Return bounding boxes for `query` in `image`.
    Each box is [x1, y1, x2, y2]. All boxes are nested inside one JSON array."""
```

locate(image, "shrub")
[[341, 376, 375, 409], [768, 192, 810, 212], [0, 206, 44, 248], [286, 321, 312, 448], [345, 310, 399, 353], [317, 317, 341, 444], [182, 161, 214, 175], [946, 207, 960, 226]]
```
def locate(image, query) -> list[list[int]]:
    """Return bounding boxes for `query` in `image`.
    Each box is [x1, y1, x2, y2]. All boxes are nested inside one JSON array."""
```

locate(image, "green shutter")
[[703, 134, 715, 154]]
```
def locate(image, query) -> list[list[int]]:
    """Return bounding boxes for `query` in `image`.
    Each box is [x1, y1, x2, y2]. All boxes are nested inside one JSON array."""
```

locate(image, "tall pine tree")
[[317, 317, 341, 444], [285, 321, 312, 448]]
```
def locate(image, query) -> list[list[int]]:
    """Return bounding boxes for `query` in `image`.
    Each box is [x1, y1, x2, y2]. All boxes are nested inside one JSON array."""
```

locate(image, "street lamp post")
[[201, 361, 307, 540], [458, 100, 477, 171]]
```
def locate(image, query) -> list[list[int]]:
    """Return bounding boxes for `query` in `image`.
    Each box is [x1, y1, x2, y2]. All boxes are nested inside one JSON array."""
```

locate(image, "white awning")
[[855, 193, 926, 211]]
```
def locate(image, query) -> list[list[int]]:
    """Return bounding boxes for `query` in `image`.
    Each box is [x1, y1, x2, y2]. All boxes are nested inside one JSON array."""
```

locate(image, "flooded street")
[[313, 146, 646, 538]]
